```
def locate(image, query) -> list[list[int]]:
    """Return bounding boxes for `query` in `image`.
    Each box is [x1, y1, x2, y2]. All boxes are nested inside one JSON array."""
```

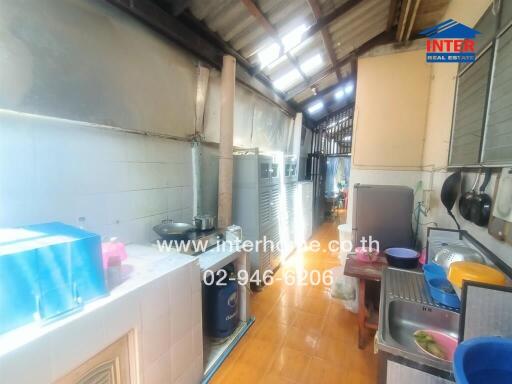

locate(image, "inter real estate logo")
[[419, 19, 480, 63]]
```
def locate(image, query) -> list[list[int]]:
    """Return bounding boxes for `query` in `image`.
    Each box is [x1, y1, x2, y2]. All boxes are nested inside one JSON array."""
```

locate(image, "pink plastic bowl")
[[414, 329, 458, 362]]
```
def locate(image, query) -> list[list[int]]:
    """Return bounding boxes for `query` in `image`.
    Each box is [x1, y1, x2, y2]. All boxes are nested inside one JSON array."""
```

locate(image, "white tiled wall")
[[0, 258, 203, 384], [0, 110, 194, 243]]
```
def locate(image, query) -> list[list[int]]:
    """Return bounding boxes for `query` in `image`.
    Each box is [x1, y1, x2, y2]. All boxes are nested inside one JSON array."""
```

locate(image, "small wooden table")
[[344, 253, 387, 349]]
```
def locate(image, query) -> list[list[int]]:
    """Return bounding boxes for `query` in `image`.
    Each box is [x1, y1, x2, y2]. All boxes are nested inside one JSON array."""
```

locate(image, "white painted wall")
[[0, 111, 193, 244]]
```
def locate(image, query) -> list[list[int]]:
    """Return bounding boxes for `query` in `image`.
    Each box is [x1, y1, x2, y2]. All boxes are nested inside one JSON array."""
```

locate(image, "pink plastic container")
[[101, 241, 127, 269], [354, 247, 380, 262], [419, 248, 427, 265]]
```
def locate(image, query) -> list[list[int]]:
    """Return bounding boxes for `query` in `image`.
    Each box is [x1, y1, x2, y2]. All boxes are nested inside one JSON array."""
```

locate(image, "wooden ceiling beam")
[[178, 11, 258, 72], [396, 0, 411, 41], [396, 0, 422, 42], [405, 0, 422, 41], [386, 0, 399, 31], [253, 0, 362, 77], [240, 0, 280, 43], [298, 74, 355, 108], [307, 0, 341, 81], [286, 53, 354, 100], [240, 0, 311, 83], [350, 58, 357, 78], [157, 0, 192, 16], [304, 0, 362, 39], [286, 30, 395, 100]]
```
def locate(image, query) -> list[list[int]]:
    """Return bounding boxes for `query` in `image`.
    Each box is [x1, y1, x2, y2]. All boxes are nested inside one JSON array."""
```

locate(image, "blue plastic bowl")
[[427, 277, 460, 309], [423, 263, 446, 279], [423, 264, 459, 309], [385, 248, 419, 269], [454, 337, 512, 384]]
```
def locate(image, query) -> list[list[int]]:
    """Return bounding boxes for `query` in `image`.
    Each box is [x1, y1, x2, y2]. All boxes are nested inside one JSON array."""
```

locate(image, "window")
[[449, 3, 512, 166], [483, 25, 512, 163], [450, 49, 491, 166]]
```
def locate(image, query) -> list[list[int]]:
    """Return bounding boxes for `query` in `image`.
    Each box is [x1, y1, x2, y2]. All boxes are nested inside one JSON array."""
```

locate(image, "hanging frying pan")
[[441, 171, 461, 212], [459, 170, 481, 221], [470, 168, 492, 227], [441, 170, 462, 232]]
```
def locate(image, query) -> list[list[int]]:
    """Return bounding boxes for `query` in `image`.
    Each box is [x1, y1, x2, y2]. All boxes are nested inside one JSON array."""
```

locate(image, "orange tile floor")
[[210, 219, 378, 384]]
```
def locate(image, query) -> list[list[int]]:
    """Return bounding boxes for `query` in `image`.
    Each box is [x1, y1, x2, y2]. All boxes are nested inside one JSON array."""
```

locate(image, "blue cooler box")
[[0, 222, 107, 334]]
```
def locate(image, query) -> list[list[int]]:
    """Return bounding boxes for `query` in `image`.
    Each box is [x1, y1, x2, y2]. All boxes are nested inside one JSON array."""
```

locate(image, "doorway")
[[306, 104, 354, 229]]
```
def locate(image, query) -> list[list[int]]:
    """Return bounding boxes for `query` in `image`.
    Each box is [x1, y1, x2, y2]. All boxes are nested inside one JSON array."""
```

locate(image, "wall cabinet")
[[449, 4, 512, 166]]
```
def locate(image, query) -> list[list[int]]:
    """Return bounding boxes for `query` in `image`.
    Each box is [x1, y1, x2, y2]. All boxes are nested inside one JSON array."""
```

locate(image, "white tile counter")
[[0, 244, 203, 384], [195, 244, 246, 273]]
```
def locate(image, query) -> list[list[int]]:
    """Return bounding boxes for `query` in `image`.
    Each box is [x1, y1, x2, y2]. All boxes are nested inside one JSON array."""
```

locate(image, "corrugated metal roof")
[[293, 71, 338, 103], [184, 0, 450, 120], [318, 0, 352, 15], [328, 0, 391, 59]]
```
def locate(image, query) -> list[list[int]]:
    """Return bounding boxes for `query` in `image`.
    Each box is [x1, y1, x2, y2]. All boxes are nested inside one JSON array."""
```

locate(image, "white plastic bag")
[[330, 224, 359, 313], [337, 224, 352, 263], [330, 266, 358, 313]]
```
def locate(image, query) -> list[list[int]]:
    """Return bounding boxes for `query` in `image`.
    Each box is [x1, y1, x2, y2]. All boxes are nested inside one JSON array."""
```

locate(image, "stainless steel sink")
[[378, 268, 460, 372], [388, 300, 459, 352]]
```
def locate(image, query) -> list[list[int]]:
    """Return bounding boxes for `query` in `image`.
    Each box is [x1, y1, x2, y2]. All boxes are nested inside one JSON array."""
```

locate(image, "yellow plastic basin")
[[448, 261, 506, 289]]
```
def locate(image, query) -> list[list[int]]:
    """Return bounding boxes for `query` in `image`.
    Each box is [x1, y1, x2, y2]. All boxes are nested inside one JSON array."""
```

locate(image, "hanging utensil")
[[459, 170, 481, 221], [470, 168, 493, 227], [441, 171, 462, 232]]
